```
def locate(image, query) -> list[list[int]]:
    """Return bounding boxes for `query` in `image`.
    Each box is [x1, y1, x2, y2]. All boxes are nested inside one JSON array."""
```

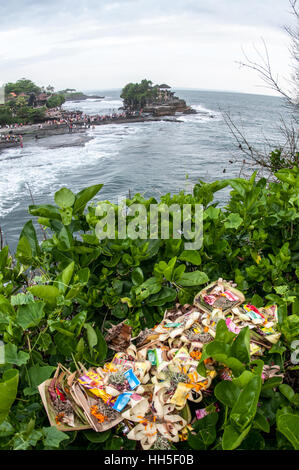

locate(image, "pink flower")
[[226, 318, 241, 334], [195, 408, 208, 420]]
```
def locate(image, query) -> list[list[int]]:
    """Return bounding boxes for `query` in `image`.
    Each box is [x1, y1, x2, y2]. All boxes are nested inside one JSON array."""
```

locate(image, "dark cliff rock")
[[143, 97, 196, 117]]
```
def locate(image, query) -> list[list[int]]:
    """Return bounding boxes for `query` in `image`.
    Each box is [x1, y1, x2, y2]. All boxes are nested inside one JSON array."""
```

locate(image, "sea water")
[[0, 89, 288, 251]]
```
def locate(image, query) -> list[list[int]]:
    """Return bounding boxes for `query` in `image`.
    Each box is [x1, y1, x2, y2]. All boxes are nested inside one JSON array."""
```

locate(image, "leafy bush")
[[46, 94, 66, 109], [120, 79, 158, 110], [0, 167, 298, 450]]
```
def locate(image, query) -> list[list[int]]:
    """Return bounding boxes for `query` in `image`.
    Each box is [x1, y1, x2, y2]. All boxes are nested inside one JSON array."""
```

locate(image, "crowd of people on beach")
[[0, 109, 145, 131], [0, 108, 146, 149], [91, 109, 144, 123], [0, 133, 23, 147]]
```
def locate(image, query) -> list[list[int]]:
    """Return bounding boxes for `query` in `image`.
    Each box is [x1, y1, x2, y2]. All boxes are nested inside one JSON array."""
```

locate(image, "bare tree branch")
[[224, 0, 298, 178]]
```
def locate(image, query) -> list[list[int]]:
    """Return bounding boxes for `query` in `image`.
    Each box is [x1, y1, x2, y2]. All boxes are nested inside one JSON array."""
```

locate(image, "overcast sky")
[[0, 0, 295, 95]]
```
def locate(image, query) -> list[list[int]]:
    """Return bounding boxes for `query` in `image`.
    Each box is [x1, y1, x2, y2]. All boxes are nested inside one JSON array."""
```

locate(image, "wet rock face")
[[143, 98, 195, 116]]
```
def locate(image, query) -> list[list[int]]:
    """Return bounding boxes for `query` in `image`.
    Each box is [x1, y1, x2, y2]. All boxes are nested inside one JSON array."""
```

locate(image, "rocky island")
[[120, 79, 196, 117]]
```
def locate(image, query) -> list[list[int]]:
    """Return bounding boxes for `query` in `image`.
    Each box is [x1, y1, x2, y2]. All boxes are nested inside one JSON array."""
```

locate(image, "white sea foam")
[[0, 136, 120, 217], [62, 99, 123, 115], [178, 104, 222, 123]]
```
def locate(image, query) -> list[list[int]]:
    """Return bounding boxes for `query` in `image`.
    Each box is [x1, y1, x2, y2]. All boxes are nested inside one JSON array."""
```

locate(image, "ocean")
[[0, 89, 288, 251]]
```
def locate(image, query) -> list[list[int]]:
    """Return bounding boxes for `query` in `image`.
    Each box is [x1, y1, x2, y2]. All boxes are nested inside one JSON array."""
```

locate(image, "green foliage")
[[5, 78, 41, 96], [0, 370, 19, 424], [120, 79, 158, 110], [0, 167, 298, 450], [46, 94, 65, 109], [0, 106, 14, 125]]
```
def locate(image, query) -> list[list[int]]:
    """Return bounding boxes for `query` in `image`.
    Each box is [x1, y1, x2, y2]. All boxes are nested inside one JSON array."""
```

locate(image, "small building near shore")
[[156, 84, 174, 103], [36, 93, 50, 106]]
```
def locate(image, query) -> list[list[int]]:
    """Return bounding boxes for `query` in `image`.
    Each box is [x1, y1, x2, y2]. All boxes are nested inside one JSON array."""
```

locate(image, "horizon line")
[[82, 86, 282, 99]]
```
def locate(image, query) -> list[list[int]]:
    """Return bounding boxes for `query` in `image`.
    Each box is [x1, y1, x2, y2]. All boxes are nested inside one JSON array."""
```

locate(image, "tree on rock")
[[120, 79, 158, 110]]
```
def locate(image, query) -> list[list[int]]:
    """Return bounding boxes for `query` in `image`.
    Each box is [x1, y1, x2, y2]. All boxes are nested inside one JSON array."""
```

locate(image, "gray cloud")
[[0, 0, 292, 31], [0, 0, 293, 93]]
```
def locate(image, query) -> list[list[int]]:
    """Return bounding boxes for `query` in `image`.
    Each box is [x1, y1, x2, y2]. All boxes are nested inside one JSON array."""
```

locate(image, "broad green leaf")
[[135, 277, 162, 302], [173, 264, 186, 282], [58, 226, 73, 250], [214, 381, 240, 408], [204, 206, 220, 220], [11, 292, 35, 306], [48, 320, 75, 337], [23, 365, 56, 396], [0, 369, 19, 424], [94, 328, 107, 363], [189, 413, 218, 449], [0, 246, 9, 271], [54, 188, 75, 209], [104, 435, 123, 450], [261, 376, 283, 391], [224, 213, 243, 229], [12, 429, 43, 450], [76, 268, 90, 284], [178, 271, 209, 287], [222, 424, 251, 450], [85, 323, 98, 350], [231, 326, 250, 364], [279, 384, 295, 402], [277, 414, 299, 450], [188, 433, 206, 450], [42, 426, 69, 448], [238, 430, 265, 450], [131, 267, 144, 286], [16, 302, 45, 330], [253, 411, 270, 433], [280, 315, 299, 344], [4, 344, 30, 366], [19, 220, 39, 257], [275, 168, 298, 185], [60, 207, 73, 226], [84, 327, 107, 365], [36, 333, 52, 352], [179, 250, 202, 265], [55, 261, 75, 293], [54, 333, 77, 356], [0, 295, 14, 315], [73, 184, 103, 214], [16, 236, 32, 263], [83, 429, 111, 443], [232, 370, 254, 388], [65, 285, 83, 300], [251, 294, 264, 307], [230, 375, 262, 431], [0, 420, 14, 438], [224, 357, 245, 376], [146, 286, 177, 306], [215, 319, 236, 344], [69, 311, 87, 335], [228, 179, 249, 198], [269, 343, 286, 356], [205, 341, 231, 359], [29, 285, 60, 306], [29, 204, 61, 221]]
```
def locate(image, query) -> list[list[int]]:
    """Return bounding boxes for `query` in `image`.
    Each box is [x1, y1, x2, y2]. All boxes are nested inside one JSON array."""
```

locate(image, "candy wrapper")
[[194, 279, 245, 314]]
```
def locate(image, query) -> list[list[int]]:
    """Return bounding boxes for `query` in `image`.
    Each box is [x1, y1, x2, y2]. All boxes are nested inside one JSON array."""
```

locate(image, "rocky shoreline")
[[0, 116, 183, 152]]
